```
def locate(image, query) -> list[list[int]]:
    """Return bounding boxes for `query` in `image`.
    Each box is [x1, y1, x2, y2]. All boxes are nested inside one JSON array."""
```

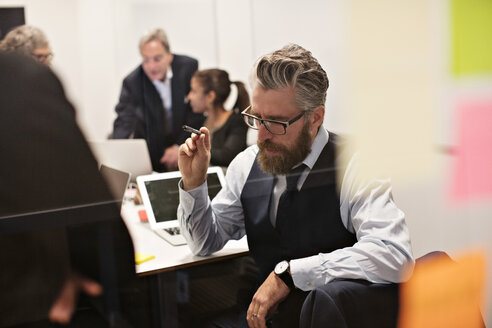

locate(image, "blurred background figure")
[[0, 24, 53, 66], [112, 28, 204, 172], [188, 68, 250, 167]]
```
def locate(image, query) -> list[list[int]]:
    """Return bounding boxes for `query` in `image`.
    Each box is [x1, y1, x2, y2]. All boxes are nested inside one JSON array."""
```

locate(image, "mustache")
[[258, 140, 288, 152]]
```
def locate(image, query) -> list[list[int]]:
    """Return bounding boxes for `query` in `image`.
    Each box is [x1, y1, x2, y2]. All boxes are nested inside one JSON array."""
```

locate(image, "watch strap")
[[277, 266, 295, 289]]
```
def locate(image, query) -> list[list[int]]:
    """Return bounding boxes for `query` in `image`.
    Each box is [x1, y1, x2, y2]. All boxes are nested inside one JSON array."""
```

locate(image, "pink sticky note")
[[450, 99, 492, 202]]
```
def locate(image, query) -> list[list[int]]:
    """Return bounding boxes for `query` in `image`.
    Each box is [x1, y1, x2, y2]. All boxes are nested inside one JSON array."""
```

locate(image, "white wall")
[[1, 0, 491, 322]]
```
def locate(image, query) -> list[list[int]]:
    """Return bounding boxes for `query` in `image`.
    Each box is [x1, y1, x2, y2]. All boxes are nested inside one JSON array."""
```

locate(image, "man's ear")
[[310, 106, 325, 130]]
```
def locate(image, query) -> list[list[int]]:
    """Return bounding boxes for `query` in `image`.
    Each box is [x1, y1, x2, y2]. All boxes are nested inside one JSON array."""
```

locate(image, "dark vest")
[[240, 133, 357, 280]]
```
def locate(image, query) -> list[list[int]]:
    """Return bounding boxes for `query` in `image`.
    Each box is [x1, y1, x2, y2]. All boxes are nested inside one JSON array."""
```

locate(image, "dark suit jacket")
[[112, 54, 205, 171], [0, 53, 136, 327]]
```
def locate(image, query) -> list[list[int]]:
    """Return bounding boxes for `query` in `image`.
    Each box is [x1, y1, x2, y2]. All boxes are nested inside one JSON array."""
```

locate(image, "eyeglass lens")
[[243, 115, 285, 135]]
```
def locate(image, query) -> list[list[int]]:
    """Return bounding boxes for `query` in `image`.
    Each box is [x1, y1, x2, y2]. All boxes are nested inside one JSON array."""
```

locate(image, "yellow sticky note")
[[399, 251, 486, 328], [135, 252, 155, 265]]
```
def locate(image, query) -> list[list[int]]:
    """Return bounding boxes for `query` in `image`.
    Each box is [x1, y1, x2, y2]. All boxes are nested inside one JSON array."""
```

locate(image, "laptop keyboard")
[[164, 226, 181, 236], [155, 226, 187, 246]]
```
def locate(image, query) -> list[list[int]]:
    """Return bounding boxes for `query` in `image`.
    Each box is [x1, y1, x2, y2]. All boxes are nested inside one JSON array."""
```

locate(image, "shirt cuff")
[[290, 255, 332, 291], [178, 179, 208, 218]]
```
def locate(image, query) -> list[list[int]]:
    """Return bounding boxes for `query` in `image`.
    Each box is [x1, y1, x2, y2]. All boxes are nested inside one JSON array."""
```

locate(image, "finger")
[[246, 303, 255, 328], [200, 127, 211, 150], [185, 137, 196, 152], [247, 303, 261, 328], [256, 306, 268, 328], [180, 145, 192, 158], [196, 133, 209, 154], [49, 278, 77, 324], [77, 276, 102, 297], [181, 141, 195, 157]]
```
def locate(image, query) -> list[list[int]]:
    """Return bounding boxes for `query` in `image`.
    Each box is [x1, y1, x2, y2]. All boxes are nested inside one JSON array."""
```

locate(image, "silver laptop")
[[136, 167, 226, 246], [99, 164, 131, 209], [89, 139, 153, 181]]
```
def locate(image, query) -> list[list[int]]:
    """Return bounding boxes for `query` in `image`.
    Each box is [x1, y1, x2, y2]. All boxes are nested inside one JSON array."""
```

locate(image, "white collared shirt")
[[152, 67, 173, 126], [178, 128, 415, 291]]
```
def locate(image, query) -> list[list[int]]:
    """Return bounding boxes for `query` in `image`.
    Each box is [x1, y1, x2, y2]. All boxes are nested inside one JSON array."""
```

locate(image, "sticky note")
[[135, 253, 155, 265], [138, 209, 148, 222], [450, 99, 492, 203], [451, 0, 492, 76], [399, 251, 486, 328]]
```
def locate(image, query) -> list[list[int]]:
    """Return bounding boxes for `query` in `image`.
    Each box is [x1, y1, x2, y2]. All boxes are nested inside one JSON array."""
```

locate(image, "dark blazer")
[[112, 54, 205, 171]]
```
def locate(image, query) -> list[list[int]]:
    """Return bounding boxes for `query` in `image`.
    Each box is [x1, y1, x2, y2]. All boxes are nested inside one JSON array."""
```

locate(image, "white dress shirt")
[[178, 128, 415, 291], [152, 67, 173, 129]]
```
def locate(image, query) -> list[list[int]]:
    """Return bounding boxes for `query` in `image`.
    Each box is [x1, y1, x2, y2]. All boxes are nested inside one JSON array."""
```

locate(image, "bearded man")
[[177, 44, 414, 328]]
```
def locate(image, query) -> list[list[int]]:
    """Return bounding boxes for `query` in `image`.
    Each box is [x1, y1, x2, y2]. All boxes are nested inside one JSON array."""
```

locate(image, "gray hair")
[[139, 28, 171, 53], [251, 44, 329, 113], [0, 25, 49, 56]]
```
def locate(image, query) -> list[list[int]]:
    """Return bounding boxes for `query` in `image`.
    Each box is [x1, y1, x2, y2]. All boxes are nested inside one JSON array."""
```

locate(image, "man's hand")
[[246, 271, 291, 328], [178, 127, 211, 190], [160, 145, 180, 171], [49, 272, 102, 324]]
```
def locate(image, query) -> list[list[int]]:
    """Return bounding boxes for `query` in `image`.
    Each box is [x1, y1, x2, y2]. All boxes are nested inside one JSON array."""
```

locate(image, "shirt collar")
[[152, 66, 173, 86], [301, 126, 329, 170]]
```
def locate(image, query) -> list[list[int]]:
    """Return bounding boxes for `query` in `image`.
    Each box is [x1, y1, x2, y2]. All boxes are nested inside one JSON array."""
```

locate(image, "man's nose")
[[257, 123, 272, 143]]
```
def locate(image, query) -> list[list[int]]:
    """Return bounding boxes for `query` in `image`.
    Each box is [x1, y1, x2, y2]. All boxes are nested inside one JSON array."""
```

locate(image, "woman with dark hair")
[[187, 68, 250, 166]]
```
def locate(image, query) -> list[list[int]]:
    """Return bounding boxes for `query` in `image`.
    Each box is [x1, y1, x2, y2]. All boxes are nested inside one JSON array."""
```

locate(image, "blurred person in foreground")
[[177, 44, 415, 328], [112, 28, 204, 171], [0, 52, 142, 327]]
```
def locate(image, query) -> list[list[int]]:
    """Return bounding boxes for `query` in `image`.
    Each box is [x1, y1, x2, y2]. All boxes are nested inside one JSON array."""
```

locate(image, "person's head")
[[0, 25, 53, 66], [188, 68, 250, 114], [139, 28, 174, 81], [244, 44, 329, 175]]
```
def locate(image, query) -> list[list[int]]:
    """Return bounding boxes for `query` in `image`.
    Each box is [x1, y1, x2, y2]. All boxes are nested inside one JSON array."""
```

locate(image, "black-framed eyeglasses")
[[32, 53, 54, 63], [241, 106, 305, 135]]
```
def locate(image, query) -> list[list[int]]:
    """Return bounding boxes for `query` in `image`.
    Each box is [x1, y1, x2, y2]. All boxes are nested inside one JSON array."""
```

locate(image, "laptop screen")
[[143, 173, 221, 224], [99, 164, 131, 207], [89, 139, 152, 181], [137, 167, 226, 229]]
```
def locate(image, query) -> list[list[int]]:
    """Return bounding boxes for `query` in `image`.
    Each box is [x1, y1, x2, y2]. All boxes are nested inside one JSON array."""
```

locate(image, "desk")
[[120, 201, 250, 327]]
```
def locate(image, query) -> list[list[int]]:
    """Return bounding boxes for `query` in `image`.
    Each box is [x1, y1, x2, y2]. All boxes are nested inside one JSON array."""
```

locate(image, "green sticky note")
[[451, 0, 492, 76]]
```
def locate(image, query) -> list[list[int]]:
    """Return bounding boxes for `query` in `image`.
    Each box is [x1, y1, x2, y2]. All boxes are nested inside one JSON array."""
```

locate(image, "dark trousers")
[[300, 279, 399, 328], [206, 279, 398, 328], [204, 288, 308, 328]]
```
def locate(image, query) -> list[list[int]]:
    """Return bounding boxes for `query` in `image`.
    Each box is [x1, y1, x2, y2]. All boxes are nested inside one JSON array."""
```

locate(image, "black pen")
[[182, 125, 202, 135]]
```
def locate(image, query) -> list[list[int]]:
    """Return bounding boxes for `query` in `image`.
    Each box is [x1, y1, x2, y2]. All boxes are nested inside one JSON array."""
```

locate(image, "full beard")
[[257, 122, 312, 175]]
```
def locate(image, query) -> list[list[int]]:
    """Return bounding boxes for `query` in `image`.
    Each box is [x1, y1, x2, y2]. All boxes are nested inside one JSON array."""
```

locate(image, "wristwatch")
[[274, 260, 295, 289]]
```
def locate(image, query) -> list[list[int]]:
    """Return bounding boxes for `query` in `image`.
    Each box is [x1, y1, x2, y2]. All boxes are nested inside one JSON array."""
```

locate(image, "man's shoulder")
[[224, 145, 258, 192], [228, 145, 258, 172], [172, 54, 198, 67], [123, 65, 145, 83]]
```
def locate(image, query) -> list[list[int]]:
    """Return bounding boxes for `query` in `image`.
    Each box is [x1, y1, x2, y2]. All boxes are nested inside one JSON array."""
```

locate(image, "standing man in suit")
[[112, 28, 204, 172]]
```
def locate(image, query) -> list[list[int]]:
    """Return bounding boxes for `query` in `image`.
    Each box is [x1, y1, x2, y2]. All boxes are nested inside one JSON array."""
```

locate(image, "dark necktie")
[[275, 164, 306, 231]]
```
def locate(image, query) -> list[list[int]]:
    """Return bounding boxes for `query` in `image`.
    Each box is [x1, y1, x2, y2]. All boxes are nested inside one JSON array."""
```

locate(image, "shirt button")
[[307, 282, 312, 287]]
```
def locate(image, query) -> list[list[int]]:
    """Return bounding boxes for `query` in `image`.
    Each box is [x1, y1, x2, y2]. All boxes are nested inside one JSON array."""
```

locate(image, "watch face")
[[275, 260, 289, 275]]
